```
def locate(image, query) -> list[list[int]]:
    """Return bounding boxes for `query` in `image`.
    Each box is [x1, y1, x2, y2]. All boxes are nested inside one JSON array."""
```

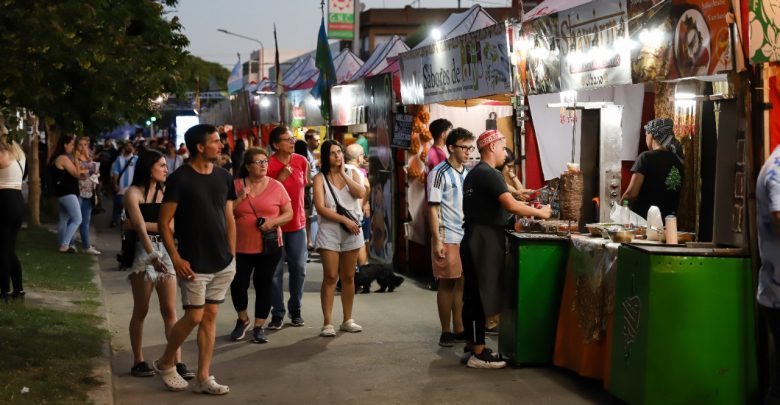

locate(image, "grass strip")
[[0, 225, 107, 403]]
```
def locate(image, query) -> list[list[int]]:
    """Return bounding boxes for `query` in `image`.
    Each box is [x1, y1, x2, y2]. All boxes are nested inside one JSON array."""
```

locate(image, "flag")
[[311, 16, 336, 122], [227, 55, 242, 94], [274, 24, 283, 97]]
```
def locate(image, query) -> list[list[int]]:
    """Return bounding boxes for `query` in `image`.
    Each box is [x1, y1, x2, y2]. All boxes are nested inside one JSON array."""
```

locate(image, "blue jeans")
[[111, 194, 124, 224], [57, 194, 82, 248], [271, 229, 308, 318], [78, 197, 93, 249]]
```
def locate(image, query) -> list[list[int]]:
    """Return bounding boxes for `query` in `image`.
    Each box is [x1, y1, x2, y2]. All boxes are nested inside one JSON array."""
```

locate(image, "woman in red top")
[[229, 148, 292, 344]]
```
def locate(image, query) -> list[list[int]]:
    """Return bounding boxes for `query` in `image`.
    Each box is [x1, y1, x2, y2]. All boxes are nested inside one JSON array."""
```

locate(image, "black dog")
[[354, 264, 404, 293]]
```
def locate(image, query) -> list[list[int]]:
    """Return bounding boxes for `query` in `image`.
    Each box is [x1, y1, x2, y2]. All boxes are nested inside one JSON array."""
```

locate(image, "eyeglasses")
[[278, 137, 296, 143], [250, 160, 269, 166], [452, 145, 476, 152]]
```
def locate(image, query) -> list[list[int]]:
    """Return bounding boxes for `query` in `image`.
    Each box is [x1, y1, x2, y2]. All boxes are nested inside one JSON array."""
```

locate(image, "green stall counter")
[[610, 244, 758, 405], [500, 232, 569, 365]]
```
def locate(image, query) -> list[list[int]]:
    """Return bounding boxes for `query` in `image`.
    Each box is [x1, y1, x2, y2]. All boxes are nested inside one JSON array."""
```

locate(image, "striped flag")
[[227, 55, 242, 94]]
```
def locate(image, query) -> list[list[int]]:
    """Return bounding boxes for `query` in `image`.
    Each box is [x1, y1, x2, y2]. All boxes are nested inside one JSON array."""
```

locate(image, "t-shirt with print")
[[267, 153, 308, 233], [630, 149, 684, 219], [757, 146, 780, 308], [163, 164, 237, 274], [426, 146, 448, 173], [462, 161, 510, 228], [427, 160, 468, 244], [234, 178, 290, 254], [111, 154, 137, 195]]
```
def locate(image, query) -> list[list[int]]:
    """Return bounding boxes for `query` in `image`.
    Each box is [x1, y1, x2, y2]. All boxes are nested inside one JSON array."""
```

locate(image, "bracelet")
[[145, 250, 162, 265]]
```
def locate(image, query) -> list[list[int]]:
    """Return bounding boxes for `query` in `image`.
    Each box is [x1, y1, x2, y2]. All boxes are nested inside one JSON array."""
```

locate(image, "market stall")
[[493, 1, 760, 403]]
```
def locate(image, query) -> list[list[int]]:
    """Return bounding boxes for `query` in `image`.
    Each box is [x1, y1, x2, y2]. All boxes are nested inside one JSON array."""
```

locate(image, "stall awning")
[[522, 0, 592, 22], [413, 4, 497, 50]]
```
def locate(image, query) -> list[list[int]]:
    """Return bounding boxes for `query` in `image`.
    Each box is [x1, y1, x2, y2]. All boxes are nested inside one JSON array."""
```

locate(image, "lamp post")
[[217, 28, 265, 82]]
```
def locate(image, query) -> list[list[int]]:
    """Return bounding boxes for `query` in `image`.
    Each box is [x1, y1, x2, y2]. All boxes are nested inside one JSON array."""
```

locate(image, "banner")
[[328, 0, 354, 40], [399, 23, 512, 105], [392, 113, 412, 149], [669, 0, 732, 77], [519, 16, 562, 95], [558, 0, 632, 91]]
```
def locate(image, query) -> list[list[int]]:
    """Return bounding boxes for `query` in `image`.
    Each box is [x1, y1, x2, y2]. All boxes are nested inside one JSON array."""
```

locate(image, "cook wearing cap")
[[458, 129, 551, 369], [621, 118, 685, 219]]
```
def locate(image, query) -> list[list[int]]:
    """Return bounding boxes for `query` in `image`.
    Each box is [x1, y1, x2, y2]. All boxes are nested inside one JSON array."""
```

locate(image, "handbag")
[[324, 173, 360, 233], [244, 180, 281, 256]]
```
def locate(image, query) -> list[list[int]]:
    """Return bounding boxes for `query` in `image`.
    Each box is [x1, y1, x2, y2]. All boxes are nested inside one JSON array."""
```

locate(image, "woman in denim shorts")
[[123, 150, 193, 379]]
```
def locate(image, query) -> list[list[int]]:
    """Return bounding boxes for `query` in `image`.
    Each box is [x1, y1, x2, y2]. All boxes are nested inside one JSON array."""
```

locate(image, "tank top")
[[322, 168, 362, 221], [0, 154, 25, 189], [139, 186, 162, 235], [50, 161, 79, 197]]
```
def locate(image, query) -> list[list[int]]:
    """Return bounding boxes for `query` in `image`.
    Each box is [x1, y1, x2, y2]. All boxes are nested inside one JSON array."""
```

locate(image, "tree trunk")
[[27, 114, 41, 226]]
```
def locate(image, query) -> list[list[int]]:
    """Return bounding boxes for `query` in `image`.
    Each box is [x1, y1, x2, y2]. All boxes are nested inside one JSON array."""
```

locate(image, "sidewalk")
[[91, 210, 611, 404]]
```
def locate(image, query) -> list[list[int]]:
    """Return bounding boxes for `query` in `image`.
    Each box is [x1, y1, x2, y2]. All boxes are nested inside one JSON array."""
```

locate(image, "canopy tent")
[[413, 4, 497, 50], [334, 49, 364, 84], [282, 56, 318, 90], [349, 35, 410, 81]]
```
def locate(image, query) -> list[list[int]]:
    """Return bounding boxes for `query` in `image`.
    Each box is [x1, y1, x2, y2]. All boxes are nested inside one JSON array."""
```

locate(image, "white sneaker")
[[320, 324, 336, 337], [340, 319, 362, 333], [84, 246, 102, 255]]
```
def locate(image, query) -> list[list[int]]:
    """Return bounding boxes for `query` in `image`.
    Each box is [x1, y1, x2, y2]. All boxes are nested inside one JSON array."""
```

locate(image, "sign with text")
[[558, 0, 632, 90], [399, 23, 512, 105], [328, 0, 354, 40], [392, 113, 412, 149]]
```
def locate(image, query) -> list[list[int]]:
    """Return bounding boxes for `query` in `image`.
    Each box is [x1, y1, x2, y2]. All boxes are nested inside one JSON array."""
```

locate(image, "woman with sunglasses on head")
[[229, 148, 292, 343], [75, 136, 101, 255], [313, 140, 366, 337], [124, 149, 193, 380]]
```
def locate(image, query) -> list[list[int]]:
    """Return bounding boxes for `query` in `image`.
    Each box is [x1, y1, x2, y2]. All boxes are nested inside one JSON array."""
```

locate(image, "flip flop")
[[152, 360, 188, 391], [194, 376, 229, 395]]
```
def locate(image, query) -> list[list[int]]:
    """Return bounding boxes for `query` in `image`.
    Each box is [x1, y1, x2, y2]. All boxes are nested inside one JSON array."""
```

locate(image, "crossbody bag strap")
[[243, 178, 260, 219], [324, 174, 345, 212]]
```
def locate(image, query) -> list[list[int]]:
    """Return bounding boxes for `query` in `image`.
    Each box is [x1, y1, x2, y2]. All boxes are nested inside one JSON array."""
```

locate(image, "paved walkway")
[[91, 211, 611, 404]]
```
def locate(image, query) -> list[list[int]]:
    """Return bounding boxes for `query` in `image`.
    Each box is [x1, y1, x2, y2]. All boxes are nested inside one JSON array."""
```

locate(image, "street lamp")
[[217, 28, 265, 82]]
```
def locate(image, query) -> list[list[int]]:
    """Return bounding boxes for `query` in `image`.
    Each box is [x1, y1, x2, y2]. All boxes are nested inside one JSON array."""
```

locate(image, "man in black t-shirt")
[[155, 124, 237, 395], [460, 130, 551, 369], [621, 118, 684, 219]]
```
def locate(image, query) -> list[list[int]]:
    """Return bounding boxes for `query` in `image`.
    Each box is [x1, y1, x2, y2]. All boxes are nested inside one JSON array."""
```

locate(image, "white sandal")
[[195, 376, 230, 395], [152, 360, 188, 391]]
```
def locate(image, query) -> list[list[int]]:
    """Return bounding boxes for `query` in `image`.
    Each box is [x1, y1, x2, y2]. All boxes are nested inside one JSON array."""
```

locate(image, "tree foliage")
[[0, 0, 189, 136], [178, 55, 230, 92]]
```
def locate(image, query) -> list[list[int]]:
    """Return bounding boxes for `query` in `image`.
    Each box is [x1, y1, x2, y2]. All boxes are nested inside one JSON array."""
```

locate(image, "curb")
[[87, 253, 116, 405]]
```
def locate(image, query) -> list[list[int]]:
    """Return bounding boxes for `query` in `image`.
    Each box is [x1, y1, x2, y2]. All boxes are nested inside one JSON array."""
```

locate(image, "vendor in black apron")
[[460, 130, 552, 369], [621, 118, 685, 219]]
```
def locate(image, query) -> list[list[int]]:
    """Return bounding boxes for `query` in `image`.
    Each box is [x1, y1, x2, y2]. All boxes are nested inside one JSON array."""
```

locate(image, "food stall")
[[501, 0, 759, 402]]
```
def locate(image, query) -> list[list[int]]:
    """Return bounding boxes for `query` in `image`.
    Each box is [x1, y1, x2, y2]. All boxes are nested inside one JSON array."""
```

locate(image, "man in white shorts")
[[155, 124, 237, 395], [427, 128, 474, 347]]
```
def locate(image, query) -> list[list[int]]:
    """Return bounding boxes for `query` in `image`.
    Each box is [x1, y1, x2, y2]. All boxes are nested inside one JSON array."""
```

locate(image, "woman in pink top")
[[229, 148, 292, 344]]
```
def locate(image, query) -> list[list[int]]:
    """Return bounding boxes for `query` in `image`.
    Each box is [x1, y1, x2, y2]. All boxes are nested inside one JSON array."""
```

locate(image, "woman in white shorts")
[[123, 149, 193, 380], [313, 140, 365, 337]]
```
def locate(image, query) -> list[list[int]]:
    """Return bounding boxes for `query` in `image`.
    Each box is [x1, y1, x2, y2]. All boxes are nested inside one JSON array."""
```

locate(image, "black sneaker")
[[452, 331, 466, 342], [290, 311, 304, 327], [229, 318, 251, 341], [176, 363, 195, 380], [252, 327, 268, 343], [466, 348, 506, 369], [130, 361, 155, 377], [438, 332, 455, 347], [267, 315, 284, 330]]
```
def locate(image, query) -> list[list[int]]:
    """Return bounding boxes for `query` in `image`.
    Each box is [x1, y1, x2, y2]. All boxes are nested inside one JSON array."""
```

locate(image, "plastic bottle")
[[621, 200, 631, 228]]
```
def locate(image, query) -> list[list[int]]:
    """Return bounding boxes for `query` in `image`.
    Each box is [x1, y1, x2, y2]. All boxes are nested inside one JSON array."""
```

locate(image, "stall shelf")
[[609, 244, 758, 405], [500, 232, 568, 365]]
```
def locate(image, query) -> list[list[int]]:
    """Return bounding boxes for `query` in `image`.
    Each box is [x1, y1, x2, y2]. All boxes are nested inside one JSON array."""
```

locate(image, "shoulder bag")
[[243, 179, 281, 256], [324, 173, 360, 233]]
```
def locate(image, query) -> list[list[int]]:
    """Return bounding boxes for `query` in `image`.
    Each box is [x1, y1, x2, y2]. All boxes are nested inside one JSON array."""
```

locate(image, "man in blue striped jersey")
[[427, 127, 475, 348], [110, 142, 137, 227]]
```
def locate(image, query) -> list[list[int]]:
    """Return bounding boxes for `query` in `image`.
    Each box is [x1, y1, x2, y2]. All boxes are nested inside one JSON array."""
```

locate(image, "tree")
[[0, 0, 189, 224]]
